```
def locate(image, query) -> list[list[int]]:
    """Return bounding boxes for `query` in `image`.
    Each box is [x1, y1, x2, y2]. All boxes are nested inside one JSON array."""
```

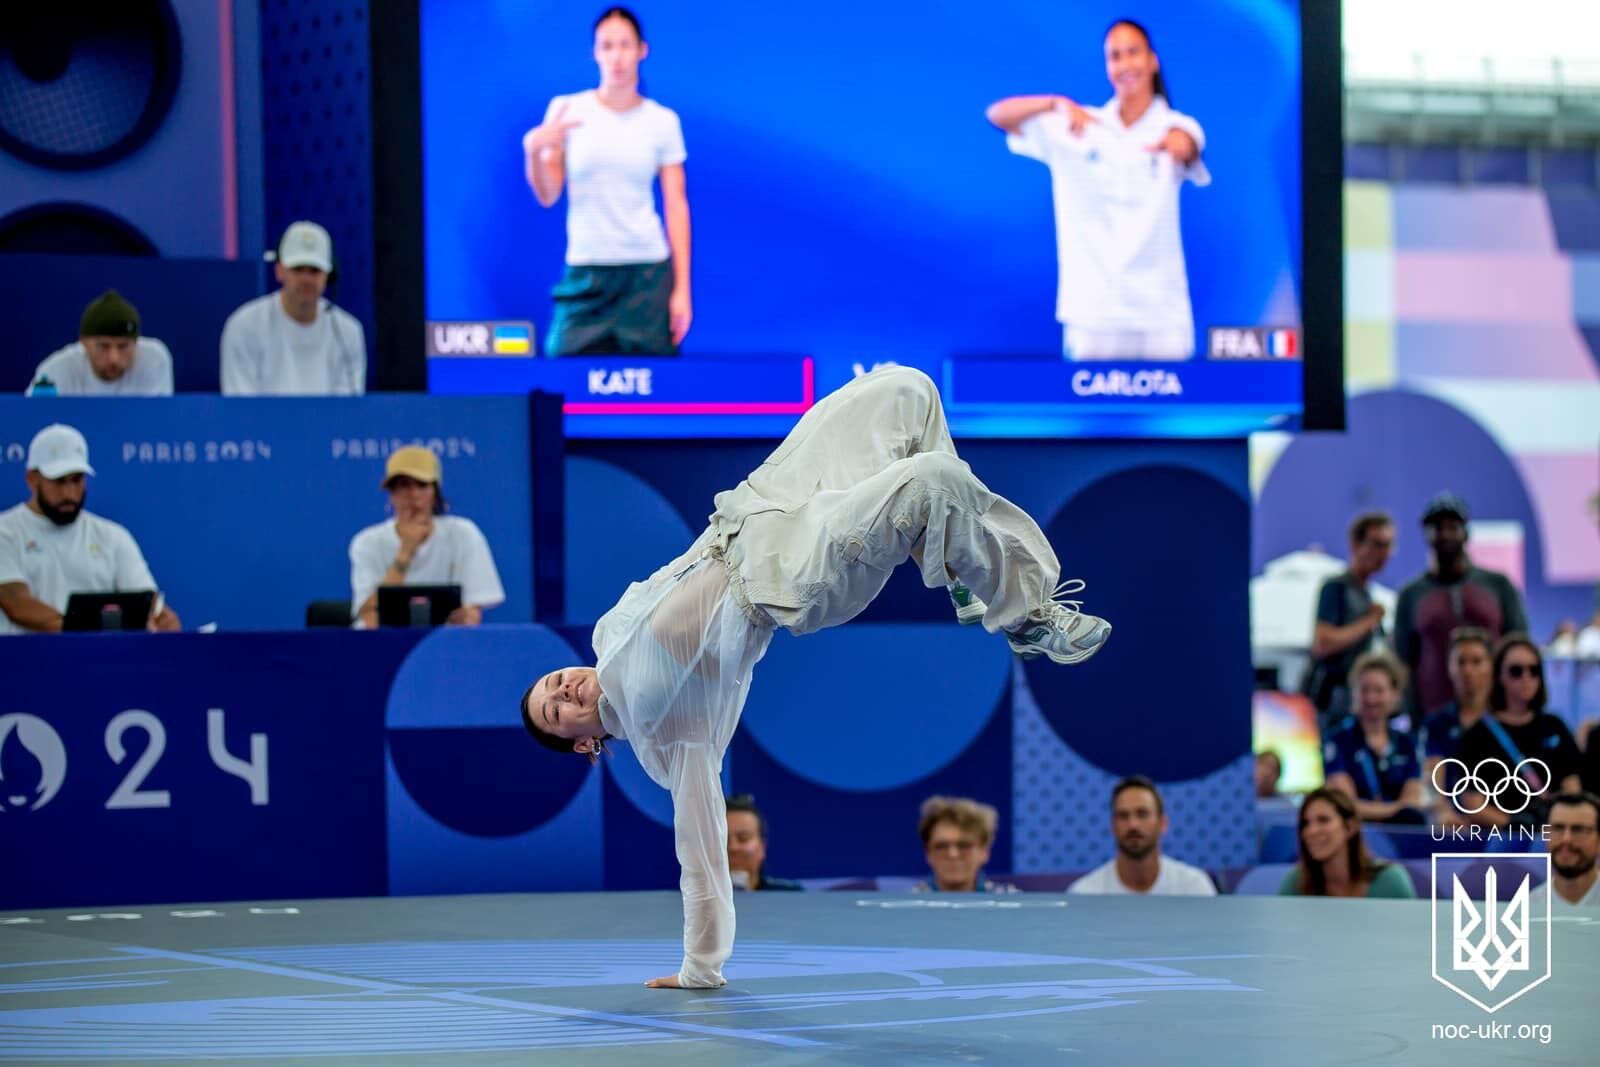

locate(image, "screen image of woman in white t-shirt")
[[986, 19, 1209, 361], [521, 6, 690, 357]]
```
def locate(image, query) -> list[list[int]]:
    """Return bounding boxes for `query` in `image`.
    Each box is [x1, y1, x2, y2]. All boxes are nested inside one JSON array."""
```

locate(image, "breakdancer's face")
[[527, 667, 603, 740]]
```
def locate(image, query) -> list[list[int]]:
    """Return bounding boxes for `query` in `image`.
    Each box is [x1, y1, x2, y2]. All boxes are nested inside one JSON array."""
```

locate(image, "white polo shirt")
[[1067, 855, 1218, 896], [26, 339, 174, 396], [549, 91, 687, 266], [348, 515, 505, 622], [0, 503, 158, 635], [1008, 96, 1209, 350], [1531, 876, 1600, 909], [220, 294, 367, 396]]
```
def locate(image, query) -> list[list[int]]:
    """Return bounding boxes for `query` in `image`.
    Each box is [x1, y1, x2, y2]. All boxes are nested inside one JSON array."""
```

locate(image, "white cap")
[[27, 424, 95, 479], [278, 220, 334, 272]]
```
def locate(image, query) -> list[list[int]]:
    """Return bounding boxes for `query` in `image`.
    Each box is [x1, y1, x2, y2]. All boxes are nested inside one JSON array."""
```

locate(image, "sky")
[[1345, 0, 1600, 73]]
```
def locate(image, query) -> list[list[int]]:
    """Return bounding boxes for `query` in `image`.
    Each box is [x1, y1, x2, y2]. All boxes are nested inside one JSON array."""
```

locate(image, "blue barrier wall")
[[0, 396, 535, 629], [0, 631, 417, 910], [4, 439, 1257, 908]]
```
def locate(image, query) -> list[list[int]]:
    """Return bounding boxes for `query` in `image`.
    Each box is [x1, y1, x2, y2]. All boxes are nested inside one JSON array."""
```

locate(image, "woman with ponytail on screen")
[[986, 18, 1209, 361], [521, 7, 691, 356]]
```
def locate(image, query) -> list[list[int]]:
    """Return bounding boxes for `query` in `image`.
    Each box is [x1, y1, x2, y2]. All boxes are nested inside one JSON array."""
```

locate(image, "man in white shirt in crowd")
[[1069, 775, 1217, 896], [348, 446, 504, 629], [221, 221, 367, 395], [1534, 792, 1600, 909], [27, 290, 174, 396], [0, 424, 180, 634]]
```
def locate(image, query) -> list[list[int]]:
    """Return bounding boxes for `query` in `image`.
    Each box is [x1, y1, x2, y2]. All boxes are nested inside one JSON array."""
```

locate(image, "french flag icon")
[[1269, 329, 1298, 358]]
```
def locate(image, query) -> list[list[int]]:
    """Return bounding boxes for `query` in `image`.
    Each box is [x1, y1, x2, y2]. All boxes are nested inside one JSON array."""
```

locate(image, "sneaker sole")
[[1008, 622, 1112, 665], [953, 602, 986, 625]]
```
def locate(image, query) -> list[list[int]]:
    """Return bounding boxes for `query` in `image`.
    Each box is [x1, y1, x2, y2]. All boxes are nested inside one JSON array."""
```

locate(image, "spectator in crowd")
[[0, 425, 180, 634], [221, 221, 367, 395], [1068, 776, 1216, 896], [913, 796, 1017, 894], [1533, 792, 1600, 908], [724, 794, 801, 892], [26, 290, 173, 396], [1419, 627, 1493, 817], [1323, 651, 1424, 824], [348, 447, 504, 628], [1582, 591, 1600, 658], [1255, 750, 1283, 799], [1304, 511, 1394, 728], [1452, 635, 1583, 827], [1394, 493, 1527, 717], [1547, 604, 1600, 660], [1278, 787, 1416, 898]]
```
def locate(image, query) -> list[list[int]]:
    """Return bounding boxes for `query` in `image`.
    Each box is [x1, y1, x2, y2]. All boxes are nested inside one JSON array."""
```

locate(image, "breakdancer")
[[521, 366, 1109, 987]]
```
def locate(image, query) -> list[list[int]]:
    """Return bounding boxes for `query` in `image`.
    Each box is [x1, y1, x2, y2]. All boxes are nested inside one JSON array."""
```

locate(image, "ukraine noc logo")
[[0, 714, 67, 813]]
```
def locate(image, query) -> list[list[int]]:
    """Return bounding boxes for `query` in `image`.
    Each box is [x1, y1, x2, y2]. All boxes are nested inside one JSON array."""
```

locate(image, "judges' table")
[[0, 394, 554, 632]]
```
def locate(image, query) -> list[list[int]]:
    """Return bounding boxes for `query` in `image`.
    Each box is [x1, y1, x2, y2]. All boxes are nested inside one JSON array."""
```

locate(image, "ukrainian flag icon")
[[492, 324, 532, 355]]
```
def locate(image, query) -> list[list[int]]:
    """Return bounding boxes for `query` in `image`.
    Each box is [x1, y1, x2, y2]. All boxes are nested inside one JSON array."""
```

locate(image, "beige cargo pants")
[[711, 365, 1060, 635]]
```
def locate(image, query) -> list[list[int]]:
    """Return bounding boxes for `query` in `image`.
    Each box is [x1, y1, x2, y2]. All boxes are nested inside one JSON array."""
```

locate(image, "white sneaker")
[[1005, 579, 1111, 665], [947, 581, 987, 625]]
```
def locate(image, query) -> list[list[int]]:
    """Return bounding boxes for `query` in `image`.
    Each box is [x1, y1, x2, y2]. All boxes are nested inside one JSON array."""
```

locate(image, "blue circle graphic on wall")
[[386, 626, 590, 837], [1021, 465, 1251, 780]]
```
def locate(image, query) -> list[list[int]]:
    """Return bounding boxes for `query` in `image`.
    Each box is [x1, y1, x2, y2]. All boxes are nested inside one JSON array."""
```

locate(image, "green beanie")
[[79, 290, 140, 339]]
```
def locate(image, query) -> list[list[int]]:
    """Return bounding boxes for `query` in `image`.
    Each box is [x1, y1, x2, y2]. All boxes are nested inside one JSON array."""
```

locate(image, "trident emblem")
[[1452, 868, 1529, 991]]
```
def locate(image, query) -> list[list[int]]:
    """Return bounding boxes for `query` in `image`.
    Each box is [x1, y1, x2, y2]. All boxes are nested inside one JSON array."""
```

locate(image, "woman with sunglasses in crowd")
[[1448, 634, 1583, 828]]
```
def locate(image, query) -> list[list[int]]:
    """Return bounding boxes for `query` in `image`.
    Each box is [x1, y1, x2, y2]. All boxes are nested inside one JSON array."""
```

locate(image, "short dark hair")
[[1111, 775, 1164, 816], [1348, 511, 1393, 545], [1549, 791, 1600, 826], [1488, 633, 1547, 714], [1448, 626, 1493, 657], [594, 5, 643, 39], [518, 681, 609, 762], [726, 794, 768, 840]]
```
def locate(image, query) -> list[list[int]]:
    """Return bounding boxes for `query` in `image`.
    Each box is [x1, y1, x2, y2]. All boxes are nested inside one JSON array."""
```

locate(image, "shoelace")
[[1033, 578, 1087, 626]]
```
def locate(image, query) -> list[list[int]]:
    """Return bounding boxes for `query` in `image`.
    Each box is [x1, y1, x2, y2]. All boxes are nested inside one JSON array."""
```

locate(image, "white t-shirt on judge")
[[1008, 96, 1209, 350], [549, 91, 686, 266], [348, 515, 505, 622], [27, 339, 174, 396], [0, 504, 158, 635], [1068, 855, 1218, 896], [220, 293, 367, 396]]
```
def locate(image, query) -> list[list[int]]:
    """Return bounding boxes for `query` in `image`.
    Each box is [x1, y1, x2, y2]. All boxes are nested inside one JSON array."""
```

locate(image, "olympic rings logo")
[[1431, 757, 1551, 815]]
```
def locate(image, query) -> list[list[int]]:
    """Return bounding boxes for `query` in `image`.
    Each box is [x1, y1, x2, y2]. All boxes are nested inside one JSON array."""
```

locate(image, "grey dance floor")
[[2, 891, 1596, 1065]]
